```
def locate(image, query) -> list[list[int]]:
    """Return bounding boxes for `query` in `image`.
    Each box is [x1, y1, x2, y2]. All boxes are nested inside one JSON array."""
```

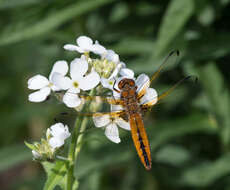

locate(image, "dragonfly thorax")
[[118, 78, 135, 90], [118, 79, 141, 115]]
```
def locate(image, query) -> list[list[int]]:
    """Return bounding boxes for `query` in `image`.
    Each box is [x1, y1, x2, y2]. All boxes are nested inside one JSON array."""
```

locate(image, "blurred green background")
[[1, 0, 230, 189]]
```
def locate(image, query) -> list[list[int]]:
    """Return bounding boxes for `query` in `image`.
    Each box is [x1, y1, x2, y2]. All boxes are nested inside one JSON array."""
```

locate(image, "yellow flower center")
[[73, 81, 79, 88], [109, 81, 114, 86], [48, 83, 53, 87]]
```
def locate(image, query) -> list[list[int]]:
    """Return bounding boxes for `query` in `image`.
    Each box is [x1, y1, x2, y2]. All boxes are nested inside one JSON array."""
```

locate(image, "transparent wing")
[[137, 50, 180, 100], [57, 110, 125, 118], [55, 110, 127, 136], [55, 91, 123, 105], [79, 94, 123, 105], [140, 76, 192, 110], [150, 50, 180, 84]]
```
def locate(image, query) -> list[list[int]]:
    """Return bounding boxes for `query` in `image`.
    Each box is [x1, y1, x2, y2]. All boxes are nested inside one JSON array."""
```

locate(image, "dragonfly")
[[59, 50, 190, 170]]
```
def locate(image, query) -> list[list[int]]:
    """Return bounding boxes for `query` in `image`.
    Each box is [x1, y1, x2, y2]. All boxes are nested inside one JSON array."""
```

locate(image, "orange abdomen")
[[129, 113, 152, 170]]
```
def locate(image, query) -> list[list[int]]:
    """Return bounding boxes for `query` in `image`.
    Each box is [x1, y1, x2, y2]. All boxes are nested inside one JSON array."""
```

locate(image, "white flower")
[[48, 123, 70, 150], [139, 87, 158, 105], [93, 105, 130, 143], [101, 77, 116, 90], [64, 36, 107, 55], [101, 62, 134, 90], [32, 150, 42, 159], [133, 74, 159, 105], [119, 68, 134, 78], [93, 40, 107, 55], [28, 60, 68, 102], [104, 50, 119, 63], [136, 74, 158, 106], [52, 56, 100, 108], [49, 123, 70, 139], [118, 61, 134, 78]]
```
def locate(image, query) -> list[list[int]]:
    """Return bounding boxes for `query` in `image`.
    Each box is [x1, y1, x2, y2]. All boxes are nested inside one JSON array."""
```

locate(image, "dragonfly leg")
[[112, 79, 121, 94]]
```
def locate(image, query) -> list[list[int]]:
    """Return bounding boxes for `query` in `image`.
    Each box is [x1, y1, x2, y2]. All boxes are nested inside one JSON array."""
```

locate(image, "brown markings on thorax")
[[118, 78, 141, 115]]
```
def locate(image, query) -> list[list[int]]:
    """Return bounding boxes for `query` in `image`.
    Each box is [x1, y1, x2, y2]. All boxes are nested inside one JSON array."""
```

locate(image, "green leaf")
[[0, 0, 114, 46], [24, 141, 36, 150], [109, 2, 129, 23], [181, 153, 230, 187], [42, 161, 67, 190], [58, 177, 79, 190], [84, 171, 101, 190], [112, 37, 155, 55], [155, 0, 194, 56], [196, 63, 230, 148], [74, 144, 131, 179], [149, 113, 217, 151], [0, 0, 40, 10], [186, 33, 230, 60], [197, 5, 215, 26], [0, 144, 31, 172], [155, 145, 190, 166]]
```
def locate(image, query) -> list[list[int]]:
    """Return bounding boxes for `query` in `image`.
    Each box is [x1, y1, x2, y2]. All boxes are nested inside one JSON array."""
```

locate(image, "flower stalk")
[[66, 89, 95, 190]]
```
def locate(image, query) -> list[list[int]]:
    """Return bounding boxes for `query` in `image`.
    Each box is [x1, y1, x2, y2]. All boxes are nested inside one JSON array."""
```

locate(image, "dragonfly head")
[[118, 78, 135, 89]]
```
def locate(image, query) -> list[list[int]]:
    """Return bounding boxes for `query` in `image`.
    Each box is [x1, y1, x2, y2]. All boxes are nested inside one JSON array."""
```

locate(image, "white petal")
[[68, 86, 80, 94], [46, 128, 51, 139], [50, 123, 70, 140], [70, 57, 88, 80], [51, 73, 72, 90], [140, 88, 158, 105], [111, 104, 124, 112], [105, 50, 119, 63], [64, 44, 83, 52], [49, 137, 65, 149], [78, 71, 100, 91], [50, 84, 61, 91], [120, 61, 126, 68], [28, 87, 51, 102], [120, 68, 134, 78], [105, 123, 121, 143], [93, 115, 111, 128], [77, 36, 93, 50], [32, 150, 41, 159], [28, 75, 49, 90], [115, 118, 130, 130], [101, 77, 114, 90], [136, 74, 150, 93], [92, 43, 107, 55], [63, 125, 71, 139], [109, 63, 122, 79], [63, 91, 81, 108], [49, 60, 68, 80], [113, 90, 121, 99]]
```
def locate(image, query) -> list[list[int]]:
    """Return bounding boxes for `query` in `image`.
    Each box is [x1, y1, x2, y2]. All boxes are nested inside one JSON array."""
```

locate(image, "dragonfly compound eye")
[[118, 78, 135, 89], [118, 80, 125, 89]]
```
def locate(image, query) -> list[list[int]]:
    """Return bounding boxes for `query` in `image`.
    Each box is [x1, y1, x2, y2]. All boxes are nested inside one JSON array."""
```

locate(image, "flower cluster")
[[26, 123, 70, 160], [27, 35, 158, 147]]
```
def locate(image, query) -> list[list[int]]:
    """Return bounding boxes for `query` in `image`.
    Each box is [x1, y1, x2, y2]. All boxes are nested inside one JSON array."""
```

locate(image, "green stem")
[[74, 116, 89, 159], [66, 89, 95, 190], [56, 155, 69, 162], [66, 117, 81, 190]]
